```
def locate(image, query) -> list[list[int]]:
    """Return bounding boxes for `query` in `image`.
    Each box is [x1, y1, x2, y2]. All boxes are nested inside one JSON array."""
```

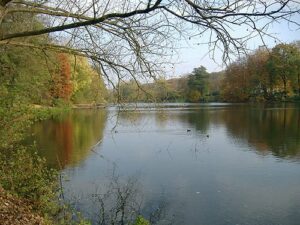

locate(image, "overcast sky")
[[169, 15, 300, 78]]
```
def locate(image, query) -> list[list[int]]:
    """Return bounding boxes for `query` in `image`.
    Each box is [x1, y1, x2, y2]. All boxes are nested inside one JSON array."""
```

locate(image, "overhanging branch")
[[1, 0, 162, 40]]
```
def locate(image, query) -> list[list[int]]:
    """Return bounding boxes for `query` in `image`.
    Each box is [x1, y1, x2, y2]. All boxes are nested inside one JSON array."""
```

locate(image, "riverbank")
[[72, 103, 107, 109], [0, 186, 47, 225], [0, 105, 70, 225]]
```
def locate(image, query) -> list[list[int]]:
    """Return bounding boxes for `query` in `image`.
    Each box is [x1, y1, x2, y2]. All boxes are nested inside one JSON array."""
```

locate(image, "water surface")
[[32, 103, 300, 225]]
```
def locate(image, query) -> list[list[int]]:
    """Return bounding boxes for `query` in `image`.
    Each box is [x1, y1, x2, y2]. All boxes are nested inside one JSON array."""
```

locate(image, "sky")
[[43, 0, 300, 81], [170, 15, 300, 77]]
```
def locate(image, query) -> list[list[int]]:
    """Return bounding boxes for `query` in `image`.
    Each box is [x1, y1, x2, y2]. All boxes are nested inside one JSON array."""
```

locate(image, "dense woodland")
[[0, 41, 107, 107], [221, 43, 300, 102]]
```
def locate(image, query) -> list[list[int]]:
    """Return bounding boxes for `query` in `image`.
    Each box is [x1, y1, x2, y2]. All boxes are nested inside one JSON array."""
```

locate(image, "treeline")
[[112, 68, 223, 103], [221, 43, 300, 102], [115, 42, 300, 103]]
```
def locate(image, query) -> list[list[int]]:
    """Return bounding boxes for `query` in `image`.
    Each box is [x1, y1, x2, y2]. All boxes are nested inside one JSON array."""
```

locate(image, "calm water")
[[31, 103, 300, 225]]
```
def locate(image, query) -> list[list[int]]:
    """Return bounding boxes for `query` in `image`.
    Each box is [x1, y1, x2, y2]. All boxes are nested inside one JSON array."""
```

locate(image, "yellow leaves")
[[69, 56, 107, 104], [188, 90, 201, 102]]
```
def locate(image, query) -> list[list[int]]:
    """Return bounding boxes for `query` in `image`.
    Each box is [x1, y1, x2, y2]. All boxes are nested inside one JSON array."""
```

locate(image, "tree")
[[246, 48, 274, 100], [152, 78, 172, 101], [221, 59, 253, 102], [1, 0, 300, 88], [219, 43, 300, 102], [187, 66, 210, 101], [208, 71, 224, 100], [51, 53, 72, 101], [118, 80, 144, 103], [290, 44, 300, 97], [268, 44, 299, 99], [188, 90, 201, 103], [70, 56, 107, 104]]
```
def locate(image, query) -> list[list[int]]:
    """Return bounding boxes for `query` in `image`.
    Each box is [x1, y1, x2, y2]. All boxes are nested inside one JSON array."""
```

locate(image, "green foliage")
[[0, 102, 62, 219], [152, 78, 172, 101], [0, 47, 107, 108], [133, 216, 151, 225], [187, 90, 201, 102], [111, 70, 222, 103], [0, 11, 107, 225], [221, 43, 300, 102], [117, 80, 141, 102], [77, 219, 92, 225], [0, 102, 89, 223], [0, 13, 59, 106], [1, 19, 107, 107], [267, 44, 299, 98], [0, 45, 55, 106], [188, 66, 209, 97], [114, 78, 179, 103], [184, 66, 211, 102], [71, 57, 107, 104], [0, 148, 59, 216], [0, 104, 32, 149], [208, 71, 224, 100], [32, 106, 71, 121]]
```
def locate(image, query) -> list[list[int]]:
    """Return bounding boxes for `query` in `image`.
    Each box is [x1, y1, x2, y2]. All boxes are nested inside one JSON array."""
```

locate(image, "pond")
[[31, 103, 300, 225]]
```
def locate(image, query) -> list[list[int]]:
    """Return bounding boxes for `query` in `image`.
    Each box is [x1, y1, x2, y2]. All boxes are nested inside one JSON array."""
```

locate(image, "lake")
[[31, 103, 300, 225]]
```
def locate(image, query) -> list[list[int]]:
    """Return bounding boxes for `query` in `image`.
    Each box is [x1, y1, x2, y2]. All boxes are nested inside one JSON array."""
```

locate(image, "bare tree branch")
[[1, 0, 300, 89]]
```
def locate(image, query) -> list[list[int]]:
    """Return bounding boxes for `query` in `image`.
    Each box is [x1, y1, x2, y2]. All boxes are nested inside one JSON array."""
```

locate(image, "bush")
[[133, 216, 151, 225], [0, 147, 59, 216]]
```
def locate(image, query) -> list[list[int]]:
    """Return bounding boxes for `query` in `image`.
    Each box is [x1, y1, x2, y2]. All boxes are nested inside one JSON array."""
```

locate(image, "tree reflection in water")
[[31, 109, 107, 168], [28, 103, 300, 224], [67, 167, 174, 225], [177, 103, 300, 160]]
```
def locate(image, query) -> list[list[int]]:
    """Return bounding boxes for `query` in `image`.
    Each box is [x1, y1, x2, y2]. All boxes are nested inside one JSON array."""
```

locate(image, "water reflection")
[[31, 109, 107, 168], [176, 104, 300, 159], [121, 103, 300, 160], [63, 166, 174, 225], [32, 104, 300, 168], [30, 103, 300, 225]]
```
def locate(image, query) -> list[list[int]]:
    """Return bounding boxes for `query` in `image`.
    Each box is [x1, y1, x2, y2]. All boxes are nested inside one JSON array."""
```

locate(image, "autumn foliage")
[[51, 53, 72, 100], [221, 43, 300, 102]]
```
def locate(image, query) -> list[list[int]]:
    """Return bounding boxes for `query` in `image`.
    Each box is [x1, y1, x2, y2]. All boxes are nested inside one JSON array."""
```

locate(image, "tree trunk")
[[282, 75, 287, 99], [297, 72, 300, 96]]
